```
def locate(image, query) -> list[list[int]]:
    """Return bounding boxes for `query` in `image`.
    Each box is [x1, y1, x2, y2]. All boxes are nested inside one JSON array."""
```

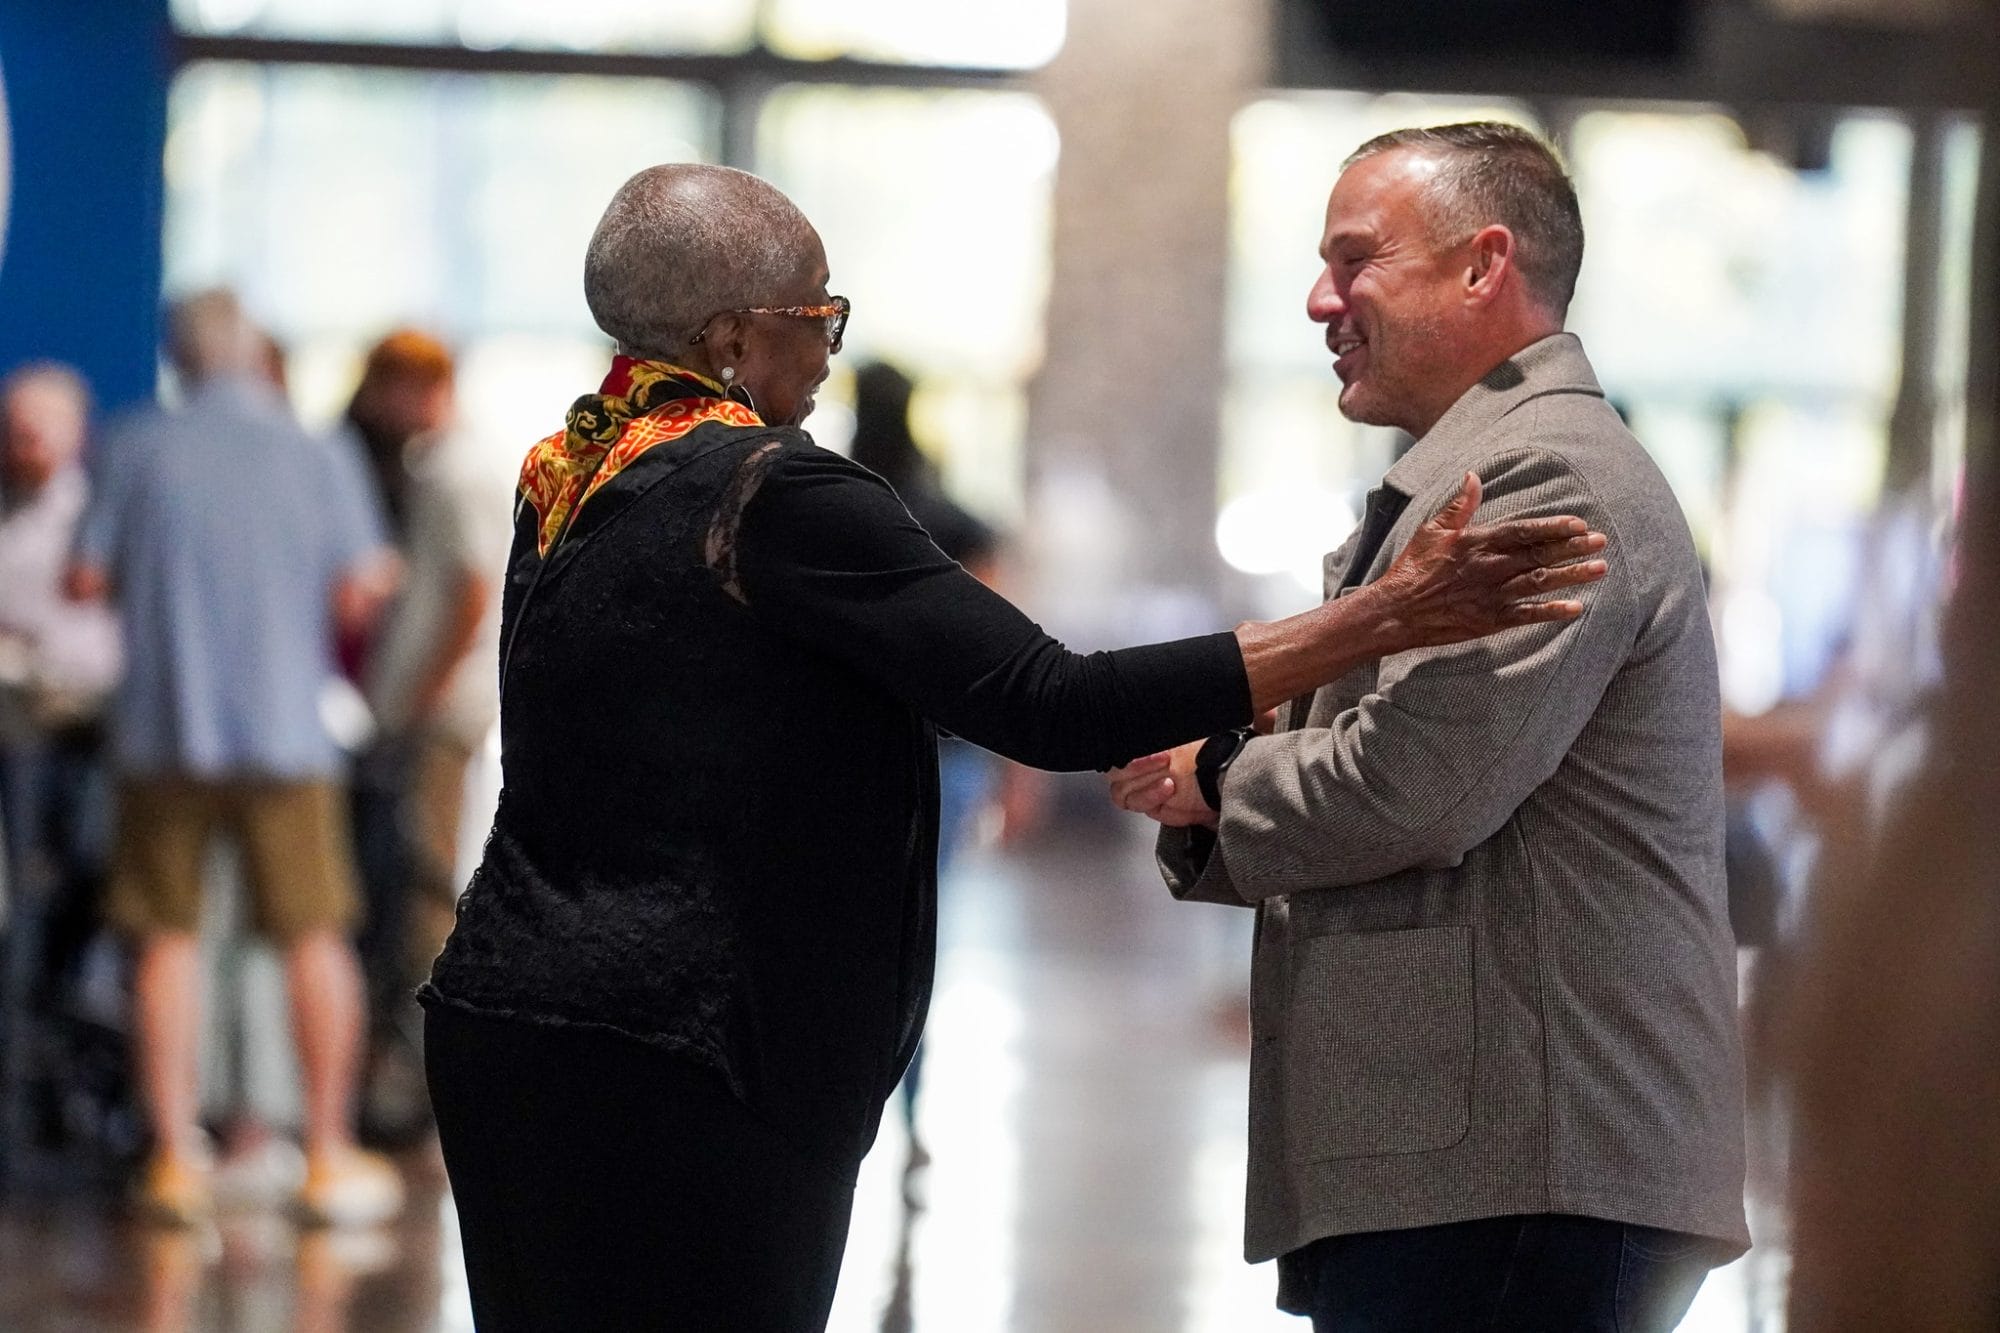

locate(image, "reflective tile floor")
[[0, 807, 1790, 1331]]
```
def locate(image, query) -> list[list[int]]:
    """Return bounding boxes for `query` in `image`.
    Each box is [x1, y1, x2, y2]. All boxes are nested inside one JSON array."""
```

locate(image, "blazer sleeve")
[[1181, 446, 1639, 902], [733, 443, 1251, 771], [1155, 826, 1258, 907]]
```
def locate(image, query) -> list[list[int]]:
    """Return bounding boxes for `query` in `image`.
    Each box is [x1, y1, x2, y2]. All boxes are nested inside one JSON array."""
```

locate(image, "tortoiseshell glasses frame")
[[690, 295, 849, 354]]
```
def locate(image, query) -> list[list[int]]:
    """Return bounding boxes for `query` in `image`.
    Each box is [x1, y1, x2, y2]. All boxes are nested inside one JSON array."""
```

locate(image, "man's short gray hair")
[[166, 287, 264, 382], [1345, 122, 1585, 318], [584, 164, 819, 359]]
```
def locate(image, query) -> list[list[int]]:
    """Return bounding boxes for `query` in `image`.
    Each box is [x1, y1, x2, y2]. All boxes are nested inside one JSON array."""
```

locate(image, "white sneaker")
[[295, 1147, 405, 1228], [214, 1136, 307, 1209]]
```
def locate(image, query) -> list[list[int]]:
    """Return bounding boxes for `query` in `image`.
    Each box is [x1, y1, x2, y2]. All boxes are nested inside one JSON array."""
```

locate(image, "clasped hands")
[[1107, 729, 1260, 831]]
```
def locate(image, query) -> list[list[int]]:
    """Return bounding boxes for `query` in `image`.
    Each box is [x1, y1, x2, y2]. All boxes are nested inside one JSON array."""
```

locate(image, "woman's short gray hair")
[[583, 164, 819, 359]]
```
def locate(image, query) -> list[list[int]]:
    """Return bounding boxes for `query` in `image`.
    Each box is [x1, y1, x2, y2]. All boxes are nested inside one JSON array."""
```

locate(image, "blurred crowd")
[[0, 289, 512, 1235], [0, 295, 1037, 1244]]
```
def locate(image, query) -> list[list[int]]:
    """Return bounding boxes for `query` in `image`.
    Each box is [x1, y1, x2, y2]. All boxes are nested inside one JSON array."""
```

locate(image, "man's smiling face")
[[1306, 148, 1471, 438]]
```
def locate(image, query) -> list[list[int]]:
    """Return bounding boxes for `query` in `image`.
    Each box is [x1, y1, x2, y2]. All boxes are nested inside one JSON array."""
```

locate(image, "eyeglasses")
[[690, 295, 850, 354]]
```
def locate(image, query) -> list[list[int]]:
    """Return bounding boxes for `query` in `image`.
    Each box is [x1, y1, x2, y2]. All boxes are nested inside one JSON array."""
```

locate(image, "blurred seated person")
[[67, 290, 402, 1227], [0, 363, 121, 997]]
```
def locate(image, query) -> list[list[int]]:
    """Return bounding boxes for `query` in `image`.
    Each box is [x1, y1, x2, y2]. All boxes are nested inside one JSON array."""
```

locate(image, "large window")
[[1568, 112, 1909, 405], [174, 0, 755, 55], [1566, 109, 1917, 709], [757, 86, 1057, 521], [172, 0, 1066, 69], [165, 62, 717, 456], [764, 0, 1065, 68], [162, 66, 1053, 522]]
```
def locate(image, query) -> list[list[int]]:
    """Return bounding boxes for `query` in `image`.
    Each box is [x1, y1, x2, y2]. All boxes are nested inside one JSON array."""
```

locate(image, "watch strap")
[[1194, 727, 1255, 811]]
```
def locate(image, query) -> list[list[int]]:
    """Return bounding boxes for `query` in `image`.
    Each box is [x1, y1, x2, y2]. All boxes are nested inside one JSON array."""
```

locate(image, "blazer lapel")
[[1285, 485, 1409, 732]]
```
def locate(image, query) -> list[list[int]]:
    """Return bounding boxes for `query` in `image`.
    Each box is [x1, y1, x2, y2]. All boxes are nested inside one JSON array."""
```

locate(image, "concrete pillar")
[[1024, 0, 1273, 623]]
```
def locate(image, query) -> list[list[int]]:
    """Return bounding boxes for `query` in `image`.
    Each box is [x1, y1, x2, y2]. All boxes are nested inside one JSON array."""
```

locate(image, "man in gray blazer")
[[1111, 123, 1748, 1329]]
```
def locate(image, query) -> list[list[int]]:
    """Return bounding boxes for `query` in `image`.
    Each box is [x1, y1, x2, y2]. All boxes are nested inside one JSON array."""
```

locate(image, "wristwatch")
[[1194, 727, 1256, 812]]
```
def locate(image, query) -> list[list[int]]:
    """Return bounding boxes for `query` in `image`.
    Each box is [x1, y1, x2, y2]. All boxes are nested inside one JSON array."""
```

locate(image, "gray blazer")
[[1159, 333, 1748, 1265]]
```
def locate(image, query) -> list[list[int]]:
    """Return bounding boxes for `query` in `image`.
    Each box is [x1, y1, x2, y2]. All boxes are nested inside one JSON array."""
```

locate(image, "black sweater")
[[422, 411, 1249, 1162]]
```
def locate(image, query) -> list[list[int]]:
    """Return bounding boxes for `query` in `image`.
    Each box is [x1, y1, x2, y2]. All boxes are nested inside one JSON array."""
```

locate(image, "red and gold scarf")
[[519, 357, 763, 556]]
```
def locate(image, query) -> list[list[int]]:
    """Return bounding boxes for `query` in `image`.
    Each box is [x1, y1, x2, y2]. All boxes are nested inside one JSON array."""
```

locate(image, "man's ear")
[[1465, 224, 1516, 305]]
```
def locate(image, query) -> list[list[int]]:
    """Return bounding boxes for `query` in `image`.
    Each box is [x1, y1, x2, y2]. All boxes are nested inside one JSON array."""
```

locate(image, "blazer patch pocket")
[[1284, 925, 1473, 1163]]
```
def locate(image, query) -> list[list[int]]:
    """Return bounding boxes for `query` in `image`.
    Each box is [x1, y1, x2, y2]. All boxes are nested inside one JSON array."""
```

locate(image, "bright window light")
[[764, 0, 1065, 69], [1215, 489, 1357, 597]]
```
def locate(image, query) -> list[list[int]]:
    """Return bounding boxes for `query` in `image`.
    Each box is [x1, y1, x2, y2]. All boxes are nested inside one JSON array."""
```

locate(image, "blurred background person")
[[848, 360, 1045, 1172], [66, 289, 403, 1228], [0, 362, 125, 1186], [344, 329, 511, 1144], [191, 326, 337, 1213], [341, 332, 455, 557], [1783, 494, 1997, 1329], [0, 362, 122, 978], [849, 361, 1003, 593]]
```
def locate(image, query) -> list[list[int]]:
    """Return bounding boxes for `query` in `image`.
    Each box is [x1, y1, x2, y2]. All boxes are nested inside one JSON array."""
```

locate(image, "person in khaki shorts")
[[105, 780, 359, 946], [68, 290, 404, 1228]]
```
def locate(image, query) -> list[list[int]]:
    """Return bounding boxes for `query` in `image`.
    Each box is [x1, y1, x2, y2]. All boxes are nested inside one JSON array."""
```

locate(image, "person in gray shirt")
[[1110, 123, 1747, 1331], [69, 290, 404, 1228]]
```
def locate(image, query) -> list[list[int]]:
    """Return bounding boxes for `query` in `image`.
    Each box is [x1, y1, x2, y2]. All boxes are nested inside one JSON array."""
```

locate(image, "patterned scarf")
[[518, 357, 764, 556]]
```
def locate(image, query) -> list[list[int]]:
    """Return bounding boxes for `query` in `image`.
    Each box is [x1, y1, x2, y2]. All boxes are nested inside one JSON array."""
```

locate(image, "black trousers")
[[1283, 1212, 1720, 1332], [425, 1003, 859, 1332]]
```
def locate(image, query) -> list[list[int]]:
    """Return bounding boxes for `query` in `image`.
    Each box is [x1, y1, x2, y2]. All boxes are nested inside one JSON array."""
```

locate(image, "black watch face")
[[1199, 729, 1250, 768]]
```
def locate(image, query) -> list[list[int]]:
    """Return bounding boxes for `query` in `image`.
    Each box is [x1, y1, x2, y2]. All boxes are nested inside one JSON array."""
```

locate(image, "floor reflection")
[[1, 807, 1787, 1331]]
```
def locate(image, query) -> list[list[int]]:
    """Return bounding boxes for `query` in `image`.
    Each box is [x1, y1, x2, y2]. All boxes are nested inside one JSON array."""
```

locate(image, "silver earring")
[[720, 367, 736, 385]]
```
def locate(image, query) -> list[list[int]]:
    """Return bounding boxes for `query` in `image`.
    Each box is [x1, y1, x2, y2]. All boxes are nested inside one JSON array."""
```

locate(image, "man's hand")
[[1363, 471, 1609, 654], [1106, 741, 1215, 829]]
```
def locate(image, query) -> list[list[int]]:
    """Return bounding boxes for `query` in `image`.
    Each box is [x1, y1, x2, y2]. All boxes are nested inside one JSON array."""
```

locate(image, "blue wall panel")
[[0, 1, 172, 412]]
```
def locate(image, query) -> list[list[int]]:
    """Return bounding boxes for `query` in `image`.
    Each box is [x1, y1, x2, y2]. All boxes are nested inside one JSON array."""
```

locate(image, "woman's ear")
[[702, 314, 756, 370]]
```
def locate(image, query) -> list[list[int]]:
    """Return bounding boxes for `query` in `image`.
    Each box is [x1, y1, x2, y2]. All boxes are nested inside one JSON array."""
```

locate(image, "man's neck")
[[1409, 321, 1564, 440]]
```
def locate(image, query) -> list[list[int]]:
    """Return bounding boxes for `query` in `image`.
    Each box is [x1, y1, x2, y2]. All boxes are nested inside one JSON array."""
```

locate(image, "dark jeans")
[[0, 726, 113, 998], [0, 725, 121, 1187], [350, 744, 414, 1024], [425, 1002, 859, 1333], [1283, 1212, 1719, 1332]]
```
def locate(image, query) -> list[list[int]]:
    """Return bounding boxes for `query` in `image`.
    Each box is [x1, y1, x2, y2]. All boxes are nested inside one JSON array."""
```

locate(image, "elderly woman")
[[419, 164, 1607, 1331]]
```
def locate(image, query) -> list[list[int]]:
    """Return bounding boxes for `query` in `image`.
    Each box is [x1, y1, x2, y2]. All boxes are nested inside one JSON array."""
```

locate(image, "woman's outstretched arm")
[[732, 447, 1604, 772]]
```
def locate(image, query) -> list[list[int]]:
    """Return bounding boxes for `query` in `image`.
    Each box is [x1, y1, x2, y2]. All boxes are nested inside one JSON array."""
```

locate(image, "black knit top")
[[421, 382, 1250, 1162]]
